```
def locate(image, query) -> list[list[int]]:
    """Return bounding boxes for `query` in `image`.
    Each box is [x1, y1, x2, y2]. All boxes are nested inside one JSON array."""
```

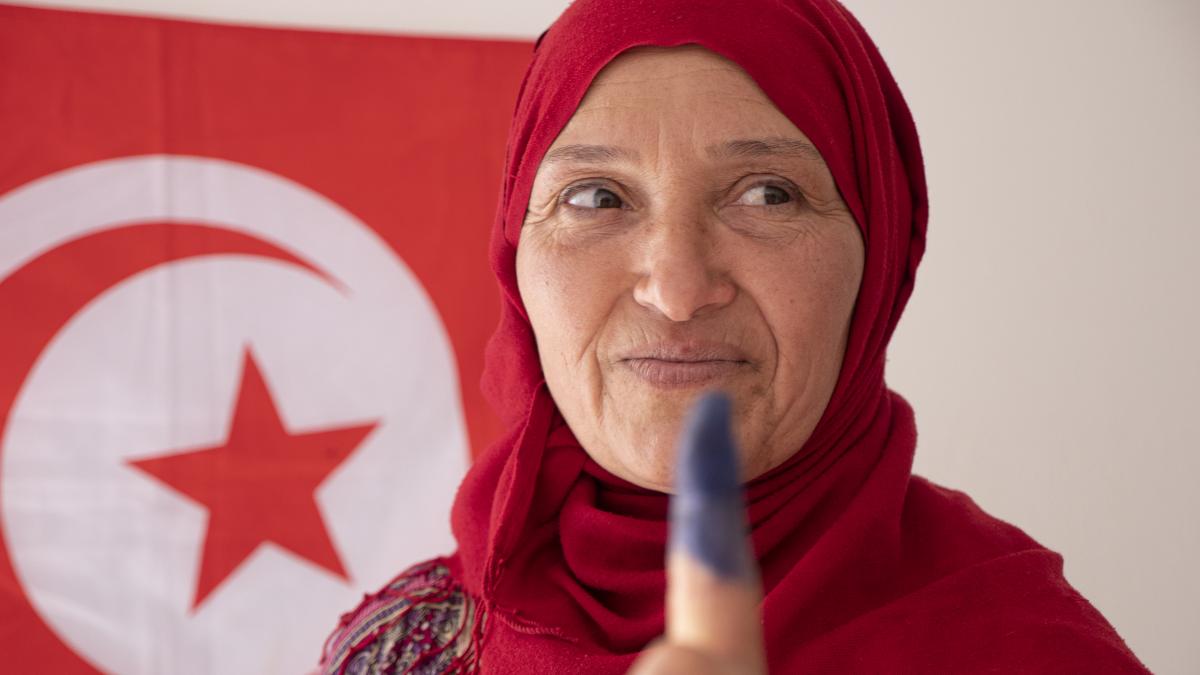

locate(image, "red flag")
[[0, 4, 530, 672]]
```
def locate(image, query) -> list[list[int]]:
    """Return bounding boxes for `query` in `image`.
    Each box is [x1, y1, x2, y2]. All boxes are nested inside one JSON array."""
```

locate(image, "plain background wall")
[[9, 1, 1199, 672]]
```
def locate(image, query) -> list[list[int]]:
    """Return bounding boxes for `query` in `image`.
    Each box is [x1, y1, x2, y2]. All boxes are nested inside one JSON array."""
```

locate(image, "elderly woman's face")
[[517, 46, 864, 491]]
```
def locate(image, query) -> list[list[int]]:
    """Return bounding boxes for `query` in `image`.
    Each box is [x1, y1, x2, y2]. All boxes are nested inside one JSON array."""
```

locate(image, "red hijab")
[[449, 0, 1147, 671]]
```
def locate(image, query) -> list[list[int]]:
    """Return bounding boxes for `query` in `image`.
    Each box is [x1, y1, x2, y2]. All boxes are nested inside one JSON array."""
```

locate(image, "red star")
[[128, 347, 376, 610]]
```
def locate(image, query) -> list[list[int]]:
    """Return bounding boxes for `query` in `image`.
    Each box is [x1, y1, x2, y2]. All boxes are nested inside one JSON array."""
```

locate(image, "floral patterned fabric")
[[319, 559, 481, 674]]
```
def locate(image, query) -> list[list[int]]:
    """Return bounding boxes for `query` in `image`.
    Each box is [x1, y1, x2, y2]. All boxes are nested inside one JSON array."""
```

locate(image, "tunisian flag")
[[0, 5, 530, 673]]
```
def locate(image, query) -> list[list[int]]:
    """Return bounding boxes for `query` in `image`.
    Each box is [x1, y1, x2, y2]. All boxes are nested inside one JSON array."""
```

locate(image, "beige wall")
[[11, 0, 1199, 672], [862, 4, 1200, 674]]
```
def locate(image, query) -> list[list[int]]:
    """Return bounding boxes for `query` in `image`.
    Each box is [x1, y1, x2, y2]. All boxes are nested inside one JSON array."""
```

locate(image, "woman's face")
[[517, 46, 864, 492]]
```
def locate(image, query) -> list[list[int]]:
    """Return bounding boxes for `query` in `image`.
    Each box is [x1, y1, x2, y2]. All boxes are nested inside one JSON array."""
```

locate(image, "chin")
[[597, 408, 684, 491]]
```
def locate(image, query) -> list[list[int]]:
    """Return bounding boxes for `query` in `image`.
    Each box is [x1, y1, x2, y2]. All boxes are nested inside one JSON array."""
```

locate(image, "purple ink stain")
[[669, 391, 753, 580]]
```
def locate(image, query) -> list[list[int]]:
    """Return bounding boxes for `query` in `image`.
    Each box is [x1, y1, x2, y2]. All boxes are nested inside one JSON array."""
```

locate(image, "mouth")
[[622, 358, 748, 388], [617, 342, 751, 389]]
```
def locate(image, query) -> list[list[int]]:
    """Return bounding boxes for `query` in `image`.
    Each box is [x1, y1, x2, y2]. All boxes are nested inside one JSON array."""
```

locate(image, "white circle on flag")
[[0, 155, 469, 675]]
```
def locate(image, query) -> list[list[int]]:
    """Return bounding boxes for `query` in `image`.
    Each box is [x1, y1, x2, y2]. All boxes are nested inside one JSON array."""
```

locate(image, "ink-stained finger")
[[665, 392, 765, 671]]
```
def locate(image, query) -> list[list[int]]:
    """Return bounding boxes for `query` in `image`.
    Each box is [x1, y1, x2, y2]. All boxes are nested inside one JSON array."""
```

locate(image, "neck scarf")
[[448, 1, 1146, 671]]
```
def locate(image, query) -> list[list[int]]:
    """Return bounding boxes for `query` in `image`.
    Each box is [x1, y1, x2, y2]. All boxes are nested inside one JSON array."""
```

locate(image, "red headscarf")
[[449, 0, 1147, 672]]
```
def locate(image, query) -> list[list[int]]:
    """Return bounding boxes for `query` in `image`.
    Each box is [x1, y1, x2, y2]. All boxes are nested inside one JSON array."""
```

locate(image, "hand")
[[628, 392, 767, 675]]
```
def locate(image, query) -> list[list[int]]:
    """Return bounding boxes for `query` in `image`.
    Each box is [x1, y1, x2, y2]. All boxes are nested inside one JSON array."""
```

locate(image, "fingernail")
[[670, 391, 753, 580]]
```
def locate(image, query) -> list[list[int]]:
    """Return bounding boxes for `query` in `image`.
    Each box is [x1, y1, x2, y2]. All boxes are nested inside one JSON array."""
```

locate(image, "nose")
[[632, 217, 736, 322]]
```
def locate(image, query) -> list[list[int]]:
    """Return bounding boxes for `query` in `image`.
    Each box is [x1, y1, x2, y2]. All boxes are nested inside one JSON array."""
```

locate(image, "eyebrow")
[[540, 143, 639, 166], [538, 137, 822, 168], [707, 137, 822, 162]]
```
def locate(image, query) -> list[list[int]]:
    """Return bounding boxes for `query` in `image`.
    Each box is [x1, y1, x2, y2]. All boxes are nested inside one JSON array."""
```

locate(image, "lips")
[[617, 341, 751, 388]]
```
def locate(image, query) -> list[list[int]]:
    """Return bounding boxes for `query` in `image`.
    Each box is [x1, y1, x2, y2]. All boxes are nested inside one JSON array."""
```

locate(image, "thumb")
[[666, 391, 766, 672]]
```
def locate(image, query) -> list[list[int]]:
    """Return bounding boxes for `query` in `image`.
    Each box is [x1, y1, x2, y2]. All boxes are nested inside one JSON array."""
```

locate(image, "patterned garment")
[[319, 559, 482, 674]]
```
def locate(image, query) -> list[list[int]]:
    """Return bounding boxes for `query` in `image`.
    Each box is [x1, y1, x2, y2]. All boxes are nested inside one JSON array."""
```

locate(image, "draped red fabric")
[[449, 0, 1148, 672]]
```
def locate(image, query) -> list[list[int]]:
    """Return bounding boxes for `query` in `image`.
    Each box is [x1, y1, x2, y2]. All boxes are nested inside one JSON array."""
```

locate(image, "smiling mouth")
[[621, 358, 749, 388]]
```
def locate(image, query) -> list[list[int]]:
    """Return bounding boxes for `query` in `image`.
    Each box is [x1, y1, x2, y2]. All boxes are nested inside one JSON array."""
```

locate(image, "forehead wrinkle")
[[587, 64, 747, 89]]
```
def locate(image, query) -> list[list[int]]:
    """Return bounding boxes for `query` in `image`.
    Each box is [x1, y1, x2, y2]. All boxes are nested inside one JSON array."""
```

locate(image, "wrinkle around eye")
[[803, 190, 854, 219], [523, 195, 635, 250], [523, 195, 559, 229], [717, 206, 816, 245]]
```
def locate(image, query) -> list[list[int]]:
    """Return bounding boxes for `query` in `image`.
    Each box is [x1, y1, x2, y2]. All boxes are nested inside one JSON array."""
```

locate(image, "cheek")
[[516, 235, 629, 373], [751, 233, 863, 373]]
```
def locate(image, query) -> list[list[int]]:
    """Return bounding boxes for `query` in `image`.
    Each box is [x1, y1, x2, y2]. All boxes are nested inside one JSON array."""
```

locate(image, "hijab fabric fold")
[[448, 0, 1148, 671]]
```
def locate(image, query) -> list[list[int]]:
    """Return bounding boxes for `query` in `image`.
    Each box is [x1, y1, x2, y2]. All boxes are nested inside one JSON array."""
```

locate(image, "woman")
[[319, 0, 1149, 672]]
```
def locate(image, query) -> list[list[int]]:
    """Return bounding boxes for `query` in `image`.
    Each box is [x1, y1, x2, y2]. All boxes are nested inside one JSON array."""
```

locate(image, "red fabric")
[[449, 0, 1149, 672]]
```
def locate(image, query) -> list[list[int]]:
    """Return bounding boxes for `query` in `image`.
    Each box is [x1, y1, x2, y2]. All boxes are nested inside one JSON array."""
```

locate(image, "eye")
[[563, 184, 625, 210], [735, 183, 794, 207]]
